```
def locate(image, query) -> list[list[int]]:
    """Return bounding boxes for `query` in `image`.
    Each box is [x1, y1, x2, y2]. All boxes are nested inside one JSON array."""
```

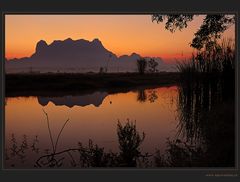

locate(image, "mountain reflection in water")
[[38, 91, 108, 107]]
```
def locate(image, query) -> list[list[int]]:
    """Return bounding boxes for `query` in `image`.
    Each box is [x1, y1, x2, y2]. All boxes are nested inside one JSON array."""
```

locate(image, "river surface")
[[4, 80, 235, 168], [5, 86, 181, 168]]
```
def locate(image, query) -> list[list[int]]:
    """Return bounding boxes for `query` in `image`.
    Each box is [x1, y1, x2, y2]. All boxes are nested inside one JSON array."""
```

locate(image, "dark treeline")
[[5, 72, 180, 97]]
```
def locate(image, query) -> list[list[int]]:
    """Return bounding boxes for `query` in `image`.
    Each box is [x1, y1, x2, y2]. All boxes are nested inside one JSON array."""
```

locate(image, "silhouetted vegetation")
[[152, 14, 235, 50], [99, 67, 105, 74], [173, 39, 235, 167], [177, 39, 235, 75], [6, 134, 39, 167], [175, 77, 234, 167], [137, 58, 147, 74], [6, 120, 149, 168], [137, 89, 147, 103], [152, 16, 235, 166], [148, 58, 159, 73], [117, 120, 145, 167], [154, 139, 205, 167], [136, 89, 158, 103], [147, 90, 158, 103]]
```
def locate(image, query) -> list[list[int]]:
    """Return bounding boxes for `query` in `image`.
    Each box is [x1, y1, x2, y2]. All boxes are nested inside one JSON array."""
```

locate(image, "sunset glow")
[[5, 14, 236, 169], [5, 15, 235, 62]]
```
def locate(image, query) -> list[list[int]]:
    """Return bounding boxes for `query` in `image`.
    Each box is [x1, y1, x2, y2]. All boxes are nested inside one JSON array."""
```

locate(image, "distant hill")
[[5, 38, 175, 73]]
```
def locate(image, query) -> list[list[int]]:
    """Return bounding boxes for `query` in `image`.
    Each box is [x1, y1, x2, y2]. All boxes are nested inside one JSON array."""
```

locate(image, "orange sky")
[[5, 15, 235, 62]]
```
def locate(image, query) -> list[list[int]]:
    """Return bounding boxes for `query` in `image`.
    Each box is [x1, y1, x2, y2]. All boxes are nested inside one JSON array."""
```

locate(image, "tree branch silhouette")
[[152, 14, 235, 50]]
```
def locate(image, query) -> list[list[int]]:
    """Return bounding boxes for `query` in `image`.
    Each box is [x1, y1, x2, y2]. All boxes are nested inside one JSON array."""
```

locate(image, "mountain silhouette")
[[5, 38, 174, 73]]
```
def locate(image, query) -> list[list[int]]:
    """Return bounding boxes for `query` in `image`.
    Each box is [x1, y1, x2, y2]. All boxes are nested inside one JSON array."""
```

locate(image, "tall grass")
[[174, 39, 235, 167], [177, 39, 235, 75]]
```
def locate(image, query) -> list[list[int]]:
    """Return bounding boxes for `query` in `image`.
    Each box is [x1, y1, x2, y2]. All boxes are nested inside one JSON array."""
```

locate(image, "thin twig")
[[42, 109, 55, 153], [35, 148, 80, 167], [54, 118, 70, 153], [67, 151, 77, 167]]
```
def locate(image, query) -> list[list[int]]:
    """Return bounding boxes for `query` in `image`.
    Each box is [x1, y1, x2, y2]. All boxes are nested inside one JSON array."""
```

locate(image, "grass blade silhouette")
[[42, 109, 55, 153], [54, 118, 70, 153]]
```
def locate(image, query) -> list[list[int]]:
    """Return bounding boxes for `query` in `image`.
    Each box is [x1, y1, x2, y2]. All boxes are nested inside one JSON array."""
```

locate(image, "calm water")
[[5, 86, 181, 168], [5, 77, 235, 168]]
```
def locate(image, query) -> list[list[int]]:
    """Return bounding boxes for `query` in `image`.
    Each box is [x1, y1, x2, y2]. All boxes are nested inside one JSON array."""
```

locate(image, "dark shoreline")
[[5, 72, 180, 97]]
